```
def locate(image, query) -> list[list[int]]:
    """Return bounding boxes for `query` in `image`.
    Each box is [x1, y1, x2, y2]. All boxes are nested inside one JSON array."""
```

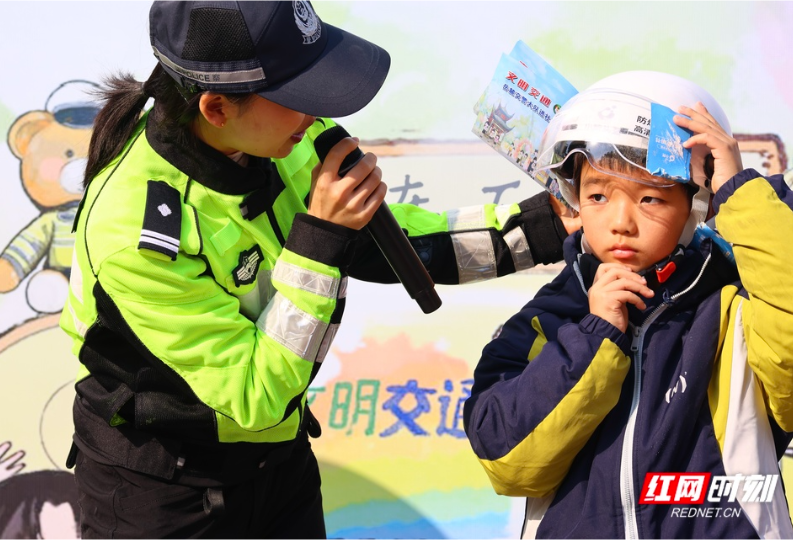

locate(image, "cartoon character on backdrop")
[[0, 441, 26, 483], [0, 80, 100, 315], [0, 470, 79, 539]]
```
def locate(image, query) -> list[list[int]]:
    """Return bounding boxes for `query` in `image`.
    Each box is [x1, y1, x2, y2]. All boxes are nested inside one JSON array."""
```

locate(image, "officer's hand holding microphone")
[[311, 125, 443, 314], [308, 131, 386, 231]]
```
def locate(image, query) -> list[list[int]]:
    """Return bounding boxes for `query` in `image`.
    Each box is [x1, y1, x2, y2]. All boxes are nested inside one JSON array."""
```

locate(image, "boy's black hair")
[[572, 151, 698, 204]]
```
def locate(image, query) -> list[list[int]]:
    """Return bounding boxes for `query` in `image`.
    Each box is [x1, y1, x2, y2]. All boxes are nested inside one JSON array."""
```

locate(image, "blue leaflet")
[[646, 103, 692, 182], [472, 41, 577, 205]]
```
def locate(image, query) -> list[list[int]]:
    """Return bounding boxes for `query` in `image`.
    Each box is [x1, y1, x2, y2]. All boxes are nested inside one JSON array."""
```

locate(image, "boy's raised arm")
[[713, 169, 793, 431], [679, 103, 793, 431]]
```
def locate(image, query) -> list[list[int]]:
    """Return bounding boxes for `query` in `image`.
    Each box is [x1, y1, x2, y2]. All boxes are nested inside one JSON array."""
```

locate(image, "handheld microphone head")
[[311, 124, 442, 314], [313, 125, 365, 176]]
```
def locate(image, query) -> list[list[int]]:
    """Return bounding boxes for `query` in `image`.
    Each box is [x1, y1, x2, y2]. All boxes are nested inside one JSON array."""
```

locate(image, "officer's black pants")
[[73, 436, 325, 539]]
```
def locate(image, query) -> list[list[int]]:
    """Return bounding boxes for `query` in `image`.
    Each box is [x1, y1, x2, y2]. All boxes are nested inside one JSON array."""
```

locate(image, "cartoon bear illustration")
[[0, 81, 100, 314]]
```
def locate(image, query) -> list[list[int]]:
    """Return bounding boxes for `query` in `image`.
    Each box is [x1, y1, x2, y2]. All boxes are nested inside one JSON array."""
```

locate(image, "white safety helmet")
[[536, 71, 731, 247]]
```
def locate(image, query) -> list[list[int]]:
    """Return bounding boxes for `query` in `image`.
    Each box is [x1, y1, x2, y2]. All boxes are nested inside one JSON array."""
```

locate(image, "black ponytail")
[[84, 64, 255, 188], [84, 66, 154, 188]]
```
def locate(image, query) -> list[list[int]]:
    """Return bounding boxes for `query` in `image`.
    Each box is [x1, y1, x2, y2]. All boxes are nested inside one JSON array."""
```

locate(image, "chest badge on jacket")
[[233, 245, 263, 287]]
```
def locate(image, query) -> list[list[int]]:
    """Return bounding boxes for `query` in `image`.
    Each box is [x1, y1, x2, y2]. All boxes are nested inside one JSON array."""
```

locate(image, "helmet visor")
[[536, 89, 692, 189], [539, 141, 680, 189]]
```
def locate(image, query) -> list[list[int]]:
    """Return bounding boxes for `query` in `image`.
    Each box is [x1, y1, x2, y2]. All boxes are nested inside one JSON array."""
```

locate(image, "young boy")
[[463, 71, 793, 539]]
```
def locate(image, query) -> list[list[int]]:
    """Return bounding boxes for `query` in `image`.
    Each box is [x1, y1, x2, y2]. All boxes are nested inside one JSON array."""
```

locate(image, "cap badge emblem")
[[293, 1, 321, 44]]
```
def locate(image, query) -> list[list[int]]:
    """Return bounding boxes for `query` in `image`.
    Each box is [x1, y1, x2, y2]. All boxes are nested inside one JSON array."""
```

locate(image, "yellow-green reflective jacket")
[[60, 105, 567, 478]]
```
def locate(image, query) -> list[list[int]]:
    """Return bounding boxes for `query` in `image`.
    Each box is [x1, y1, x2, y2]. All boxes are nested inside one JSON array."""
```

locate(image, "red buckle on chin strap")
[[656, 261, 677, 283]]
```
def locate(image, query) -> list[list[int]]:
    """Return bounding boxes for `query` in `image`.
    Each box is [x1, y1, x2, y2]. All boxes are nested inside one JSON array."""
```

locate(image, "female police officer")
[[60, 2, 576, 537]]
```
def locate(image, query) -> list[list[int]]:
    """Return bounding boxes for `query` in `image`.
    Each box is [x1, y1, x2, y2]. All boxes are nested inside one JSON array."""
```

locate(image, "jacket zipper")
[[618, 253, 712, 539], [620, 304, 667, 540]]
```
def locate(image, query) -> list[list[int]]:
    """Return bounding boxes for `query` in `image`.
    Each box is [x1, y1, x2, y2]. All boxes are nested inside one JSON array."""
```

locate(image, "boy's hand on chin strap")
[[589, 263, 655, 333], [674, 102, 743, 194]]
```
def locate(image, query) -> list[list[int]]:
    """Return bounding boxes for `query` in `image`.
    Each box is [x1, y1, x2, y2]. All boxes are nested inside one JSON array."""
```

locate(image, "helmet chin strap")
[[637, 245, 686, 289], [679, 185, 711, 247], [580, 233, 686, 289]]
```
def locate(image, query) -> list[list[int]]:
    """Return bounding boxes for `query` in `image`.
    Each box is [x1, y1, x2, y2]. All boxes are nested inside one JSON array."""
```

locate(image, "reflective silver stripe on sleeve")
[[69, 249, 83, 304], [272, 260, 340, 298], [68, 302, 88, 338], [256, 293, 328, 362], [338, 276, 348, 300], [447, 206, 487, 231], [503, 227, 534, 272], [153, 46, 265, 85], [450, 231, 497, 284], [315, 323, 340, 364], [238, 268, 273, 321]]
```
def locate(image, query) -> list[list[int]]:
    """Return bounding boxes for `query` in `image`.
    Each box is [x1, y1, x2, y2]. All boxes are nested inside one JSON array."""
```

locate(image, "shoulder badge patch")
[[233, 245, 263, 287], [138, 180, 182, 261]]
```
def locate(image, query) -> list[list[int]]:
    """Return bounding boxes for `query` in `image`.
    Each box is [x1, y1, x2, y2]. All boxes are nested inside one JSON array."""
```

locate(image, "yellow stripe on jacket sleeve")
[[479, 338, 630, 497], [527, 316, 547, 361]]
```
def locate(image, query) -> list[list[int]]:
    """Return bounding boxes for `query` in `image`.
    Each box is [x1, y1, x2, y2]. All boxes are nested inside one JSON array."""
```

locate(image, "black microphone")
[[313, 125, 442, 314]]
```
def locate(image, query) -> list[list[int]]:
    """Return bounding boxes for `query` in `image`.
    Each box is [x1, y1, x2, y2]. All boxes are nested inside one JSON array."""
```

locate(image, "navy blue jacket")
[[464, 170, 793, 538]]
